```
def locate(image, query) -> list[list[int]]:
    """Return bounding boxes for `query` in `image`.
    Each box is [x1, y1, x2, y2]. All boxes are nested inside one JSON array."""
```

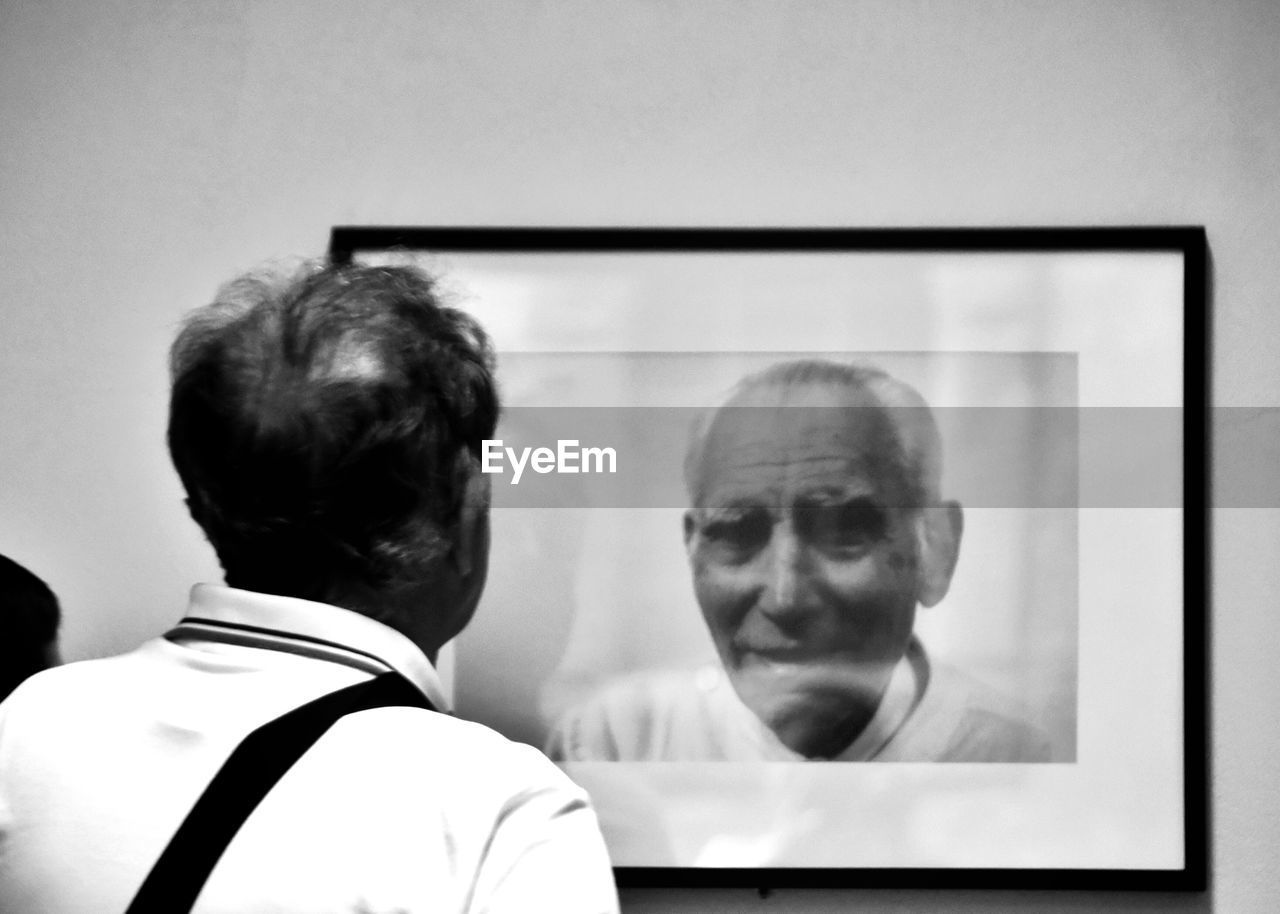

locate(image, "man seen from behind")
[[0, 261, 618, 913]]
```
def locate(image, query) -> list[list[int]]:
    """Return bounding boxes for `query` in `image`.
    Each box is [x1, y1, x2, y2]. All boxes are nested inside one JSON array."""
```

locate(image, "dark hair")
[[167, 261, 499, 609], [0, 553, 60, 701], [683, 359, 943, 509]]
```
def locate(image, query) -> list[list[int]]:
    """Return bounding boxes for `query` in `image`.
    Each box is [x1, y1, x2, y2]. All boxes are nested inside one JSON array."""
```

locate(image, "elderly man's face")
[[684, 383, 924, 759]]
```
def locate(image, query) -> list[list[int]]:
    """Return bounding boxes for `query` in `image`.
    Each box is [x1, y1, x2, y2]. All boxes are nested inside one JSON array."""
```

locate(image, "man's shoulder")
[[344, 703, 571, 771], [323, 702, 589, 814], [2, 647, 580, 796], [0, 646, 153, 724]]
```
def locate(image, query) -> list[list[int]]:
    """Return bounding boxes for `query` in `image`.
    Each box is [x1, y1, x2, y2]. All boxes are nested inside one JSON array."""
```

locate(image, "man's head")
[[682, 360, 963, 758], [168, 261, 499, 656], [0, 554, 61, 702]]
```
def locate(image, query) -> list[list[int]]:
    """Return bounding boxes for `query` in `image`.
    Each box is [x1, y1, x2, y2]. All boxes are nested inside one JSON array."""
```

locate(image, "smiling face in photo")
[[684, 381, 928, 758]]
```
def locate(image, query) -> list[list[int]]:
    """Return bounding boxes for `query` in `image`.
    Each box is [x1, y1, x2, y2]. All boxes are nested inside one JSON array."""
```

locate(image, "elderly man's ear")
[[915, 501, 964, 608]]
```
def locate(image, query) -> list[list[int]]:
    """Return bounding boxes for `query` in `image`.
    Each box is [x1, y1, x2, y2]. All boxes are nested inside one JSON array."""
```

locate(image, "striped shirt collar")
[[167, 583, 450, 712]]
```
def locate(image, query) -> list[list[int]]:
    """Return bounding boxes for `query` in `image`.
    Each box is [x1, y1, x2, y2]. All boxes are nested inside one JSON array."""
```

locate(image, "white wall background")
[[1, 1, 1274, 909]]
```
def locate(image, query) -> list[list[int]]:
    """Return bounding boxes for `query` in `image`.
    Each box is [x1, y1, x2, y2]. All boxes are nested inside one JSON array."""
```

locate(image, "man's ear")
[[916, 501, 964, 608], [450, 464, 492, 581], [682, 510, 697, 554]]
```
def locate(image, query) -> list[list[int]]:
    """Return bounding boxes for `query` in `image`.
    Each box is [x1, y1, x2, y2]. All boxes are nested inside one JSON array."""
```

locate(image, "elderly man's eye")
[[699, 510, 771, 557], [798, 500, 887, 551]]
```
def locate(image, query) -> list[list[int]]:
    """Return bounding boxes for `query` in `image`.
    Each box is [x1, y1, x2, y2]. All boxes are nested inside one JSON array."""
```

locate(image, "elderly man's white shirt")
[[547, 638, 1051, 763], [0, 585, 618, 914]]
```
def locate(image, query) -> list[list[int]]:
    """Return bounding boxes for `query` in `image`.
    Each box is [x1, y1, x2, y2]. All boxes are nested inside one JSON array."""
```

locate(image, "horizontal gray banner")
[[472, 406, 1218, 509]]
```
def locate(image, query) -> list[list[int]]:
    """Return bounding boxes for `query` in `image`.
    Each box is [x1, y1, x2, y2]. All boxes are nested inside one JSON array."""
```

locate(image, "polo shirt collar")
[[831, 637, 923, 761], [168, 583, 450, 712]]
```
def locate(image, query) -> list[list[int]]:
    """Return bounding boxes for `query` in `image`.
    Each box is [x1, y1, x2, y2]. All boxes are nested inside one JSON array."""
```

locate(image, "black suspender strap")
[[124, 673, 434, 914]]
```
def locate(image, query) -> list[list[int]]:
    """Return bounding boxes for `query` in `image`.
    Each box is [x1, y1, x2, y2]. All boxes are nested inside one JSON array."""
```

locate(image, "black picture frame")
[[329, 226, 1207, 891]]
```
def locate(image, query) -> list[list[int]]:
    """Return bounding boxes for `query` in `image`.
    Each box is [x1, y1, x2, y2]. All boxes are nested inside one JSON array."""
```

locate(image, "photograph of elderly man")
[[548, 359, 1051, 763]]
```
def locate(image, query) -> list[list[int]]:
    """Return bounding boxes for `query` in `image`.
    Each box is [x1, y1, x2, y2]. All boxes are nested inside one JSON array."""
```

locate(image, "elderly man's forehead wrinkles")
[[699, 450, 884, 510]]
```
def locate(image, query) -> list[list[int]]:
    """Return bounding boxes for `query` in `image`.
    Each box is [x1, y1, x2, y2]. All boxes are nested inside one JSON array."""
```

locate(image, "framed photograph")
[[329, 227, 1206, 890]]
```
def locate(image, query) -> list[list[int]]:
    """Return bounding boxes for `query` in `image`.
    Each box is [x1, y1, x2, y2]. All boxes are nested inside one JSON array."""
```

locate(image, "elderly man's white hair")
[[682, 359, 944, 509]]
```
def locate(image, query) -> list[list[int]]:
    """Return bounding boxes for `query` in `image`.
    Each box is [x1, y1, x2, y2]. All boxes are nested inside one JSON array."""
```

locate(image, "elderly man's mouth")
[[737, 646, 858, 668]]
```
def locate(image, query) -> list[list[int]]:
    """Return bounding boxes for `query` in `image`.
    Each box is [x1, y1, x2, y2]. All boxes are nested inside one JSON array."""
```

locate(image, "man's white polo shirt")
[[0, 584, 619, 914]]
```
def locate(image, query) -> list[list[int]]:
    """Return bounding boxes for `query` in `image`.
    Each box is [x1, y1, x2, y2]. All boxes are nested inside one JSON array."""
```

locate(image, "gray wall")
[[1, 1, 1273, 910]]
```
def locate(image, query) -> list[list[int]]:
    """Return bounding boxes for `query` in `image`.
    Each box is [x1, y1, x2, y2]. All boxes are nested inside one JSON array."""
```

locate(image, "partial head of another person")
[[167, 261, 499, 658], [681, 360, 963, 758], [0, 554, 62, 702]]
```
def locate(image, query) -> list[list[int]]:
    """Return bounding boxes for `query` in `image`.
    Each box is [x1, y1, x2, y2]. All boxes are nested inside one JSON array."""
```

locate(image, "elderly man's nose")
[[760, 526, 814, 618]]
